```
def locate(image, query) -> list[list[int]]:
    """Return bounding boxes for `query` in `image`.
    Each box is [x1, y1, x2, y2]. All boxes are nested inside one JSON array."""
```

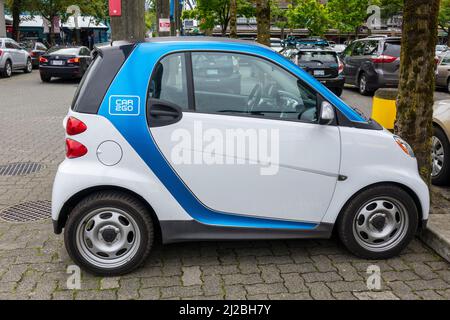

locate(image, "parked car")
[[436, 52, 450, 92], [432, 100, 450, 185], [20, 41, 48, 68], [52, 38, 429, 275], [342, 36, 401, 95], [39, 46, 92, 82], [282, 47, 345, 96], [270, 37, 283, 52], [436, 45, 449, 57], [0, 37, 32, 77]]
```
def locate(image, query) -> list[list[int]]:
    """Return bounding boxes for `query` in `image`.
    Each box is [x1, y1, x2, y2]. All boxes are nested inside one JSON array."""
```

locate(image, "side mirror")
[[319, 101, 335, 125]]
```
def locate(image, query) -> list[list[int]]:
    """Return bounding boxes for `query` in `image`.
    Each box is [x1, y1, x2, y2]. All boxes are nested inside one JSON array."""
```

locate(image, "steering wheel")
[[247, 84, 262, 112]]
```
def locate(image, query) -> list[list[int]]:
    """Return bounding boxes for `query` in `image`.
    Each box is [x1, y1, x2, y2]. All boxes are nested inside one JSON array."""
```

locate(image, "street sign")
[[109, 0, 122, 17], [159, 18, 171, 32]]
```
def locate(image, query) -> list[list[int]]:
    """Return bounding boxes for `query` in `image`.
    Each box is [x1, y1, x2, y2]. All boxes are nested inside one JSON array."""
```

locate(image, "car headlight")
[[394, 136, 415, 158]]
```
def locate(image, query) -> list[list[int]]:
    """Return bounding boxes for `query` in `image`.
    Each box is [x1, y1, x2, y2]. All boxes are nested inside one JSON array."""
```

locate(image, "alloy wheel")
[[432, 135, 445, 177]]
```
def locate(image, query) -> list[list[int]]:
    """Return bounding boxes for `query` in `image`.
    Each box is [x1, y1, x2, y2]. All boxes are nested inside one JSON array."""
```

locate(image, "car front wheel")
[[338, 185, 418, 259], [64, 191, 155, 276], [432, 126, 450, 185], [24, 58, 32, 73]]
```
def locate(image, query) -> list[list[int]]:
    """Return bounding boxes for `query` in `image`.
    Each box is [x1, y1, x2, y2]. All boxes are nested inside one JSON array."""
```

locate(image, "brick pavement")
[[0, 72, 449, 300]]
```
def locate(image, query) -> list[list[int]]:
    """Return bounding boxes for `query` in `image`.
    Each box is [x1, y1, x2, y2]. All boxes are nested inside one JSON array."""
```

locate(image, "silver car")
[[436, 52, 450, 93], [0, 37, 32, 78]]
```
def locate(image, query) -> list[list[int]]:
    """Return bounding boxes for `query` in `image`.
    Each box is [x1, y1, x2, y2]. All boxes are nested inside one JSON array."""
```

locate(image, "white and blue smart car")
[[52, 38, 429, 275]]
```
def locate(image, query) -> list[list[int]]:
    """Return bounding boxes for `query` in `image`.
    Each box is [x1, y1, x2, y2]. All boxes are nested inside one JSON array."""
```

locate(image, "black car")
[[39, 46, 92, 82], [341, 37, 401, 95], [282, 48, 345, 96], [20, 41, 48, 68]]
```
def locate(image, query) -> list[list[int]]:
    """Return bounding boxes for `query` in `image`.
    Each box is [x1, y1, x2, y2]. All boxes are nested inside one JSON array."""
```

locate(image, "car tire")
[[431, 125, 450, 185], [337, 184, 418, 260], [1, 60, 12, 78], [24, 58, 32, 73], [40, 74, 51, 82], [332, 88, 343, 97], [64, 191, 155, 276], [447, 78, 450, 93], [358, 73, 372, 96]]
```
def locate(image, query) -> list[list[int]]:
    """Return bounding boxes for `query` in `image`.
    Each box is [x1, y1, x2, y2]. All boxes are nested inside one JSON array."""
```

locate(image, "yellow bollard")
[[371, 89, 398, 130]]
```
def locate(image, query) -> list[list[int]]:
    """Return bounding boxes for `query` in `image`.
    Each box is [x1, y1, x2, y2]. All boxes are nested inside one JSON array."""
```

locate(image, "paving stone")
[[354, 291, 399, 300], [306, 282, 334, 300], [302, 272, 342, 283], [222, 273, 262, 285], [259, 264, 283, 283], [181, 266, 202, 286], [224, 285, 246, 300], [281, 273, 308, 293], [100, 277, 120, 290], [245, 283, 287, 295]]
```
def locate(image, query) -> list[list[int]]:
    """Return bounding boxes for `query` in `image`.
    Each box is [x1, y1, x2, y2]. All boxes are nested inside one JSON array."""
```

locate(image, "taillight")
[[39, 56, 48, 63], [66, 116, 87, 135], [0, 49, 3, 56], [338, 61, 344, 74], [67, 57, 80, 64], [31, 51, 36, 57], [65, 139, 88, 159], [371, 55, 398, 63]]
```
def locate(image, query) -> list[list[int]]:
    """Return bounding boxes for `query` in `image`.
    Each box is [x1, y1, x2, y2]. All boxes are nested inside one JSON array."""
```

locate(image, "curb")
[[420, 215, 450, 263]]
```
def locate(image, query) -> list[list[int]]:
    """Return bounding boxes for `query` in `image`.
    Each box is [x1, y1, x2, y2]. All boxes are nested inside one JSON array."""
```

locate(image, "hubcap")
[[75, 208, 141, 269], [360, 76, 367, 93], [27, 61, 32, 72], [432, 136, 444, 177], [6, 63, 11, 76], [353, 198, 409, 252]]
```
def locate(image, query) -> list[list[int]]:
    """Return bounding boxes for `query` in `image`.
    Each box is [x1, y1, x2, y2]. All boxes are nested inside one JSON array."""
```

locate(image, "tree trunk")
[[395, 0, 440, 185], [0, 0, 6, 38], [256, 0, 270, 46], [11, 0, 22, 41], [156, 0, 170, 37], [230, 0, 237, 38], [111, 0, 146, 41]]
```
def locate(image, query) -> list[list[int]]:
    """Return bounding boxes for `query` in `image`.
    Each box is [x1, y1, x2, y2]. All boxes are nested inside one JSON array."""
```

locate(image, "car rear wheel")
[[40, 74, 51, 82], [1, 60, 12, 78], [358, 73, 372, 96], [431, 126, 450, 185], [447, 78, 450, 93], [24, 58, 32, 73], [64, 191, 155, 276], [337, 185, 418, 259]]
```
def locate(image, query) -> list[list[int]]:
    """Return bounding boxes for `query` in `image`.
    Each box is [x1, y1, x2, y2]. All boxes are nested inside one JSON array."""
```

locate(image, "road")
[[0, 71, 449, 300]]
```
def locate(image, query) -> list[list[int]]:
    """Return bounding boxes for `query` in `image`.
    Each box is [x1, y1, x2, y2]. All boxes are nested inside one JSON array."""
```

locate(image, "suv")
[[0, 37, 32, 77], [52, 38, 428, 275], [342, 37, 401, 95], [283, 47, 345, 96]]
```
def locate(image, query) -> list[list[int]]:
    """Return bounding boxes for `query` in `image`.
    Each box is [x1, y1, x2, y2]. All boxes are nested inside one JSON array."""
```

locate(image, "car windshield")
[[20, 42, 34, 50], [298, 51, 337, 63], [48, 47, 80, 55]]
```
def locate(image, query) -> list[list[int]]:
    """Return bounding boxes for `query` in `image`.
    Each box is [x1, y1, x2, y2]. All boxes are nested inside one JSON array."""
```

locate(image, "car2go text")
[[52, 38, 429, 275]]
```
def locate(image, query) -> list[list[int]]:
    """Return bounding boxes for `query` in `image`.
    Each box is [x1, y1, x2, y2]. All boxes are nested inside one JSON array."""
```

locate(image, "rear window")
[[298, 51, 337, 63], [71, 44, 135, 114], [383, 42, 401, 57], [49, 48, 80, 55]]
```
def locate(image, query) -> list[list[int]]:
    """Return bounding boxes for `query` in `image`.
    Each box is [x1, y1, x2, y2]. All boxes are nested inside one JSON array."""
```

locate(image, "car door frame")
[[147, 49, 343, 226]]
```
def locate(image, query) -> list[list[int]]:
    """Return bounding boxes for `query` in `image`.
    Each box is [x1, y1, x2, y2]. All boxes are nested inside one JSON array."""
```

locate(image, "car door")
[[148, 51, 341, 224], [343, 42, 360, 84], [437, 53, 450, 87], [4, 40, 18, 66], [11, 40, 26, 67]]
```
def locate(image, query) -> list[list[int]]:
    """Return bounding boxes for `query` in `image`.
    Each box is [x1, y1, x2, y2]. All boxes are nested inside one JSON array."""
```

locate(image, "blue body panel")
[[97, 39, 366, 230]]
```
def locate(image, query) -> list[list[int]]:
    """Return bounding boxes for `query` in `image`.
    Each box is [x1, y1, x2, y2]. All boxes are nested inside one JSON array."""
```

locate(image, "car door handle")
[[147, 99, 183, 128]]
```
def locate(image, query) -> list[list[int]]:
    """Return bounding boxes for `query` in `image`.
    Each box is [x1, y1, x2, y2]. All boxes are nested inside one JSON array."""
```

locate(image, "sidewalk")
[[420, 186, 450, 263]]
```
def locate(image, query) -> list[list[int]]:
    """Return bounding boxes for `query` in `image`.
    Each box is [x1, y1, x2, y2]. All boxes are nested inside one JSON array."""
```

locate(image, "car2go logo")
[[170, 121, 280, 176], [109, 95, 141, 116]]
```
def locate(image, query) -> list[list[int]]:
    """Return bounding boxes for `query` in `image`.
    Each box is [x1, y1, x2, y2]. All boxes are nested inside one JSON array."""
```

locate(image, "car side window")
[[352, 42, 366, 56], [5, 41, 14, 49], [343, 43, 354, 56], [364, 41, 378, 55], [148, 53, 189, 110], [191, 52, 318, 123]]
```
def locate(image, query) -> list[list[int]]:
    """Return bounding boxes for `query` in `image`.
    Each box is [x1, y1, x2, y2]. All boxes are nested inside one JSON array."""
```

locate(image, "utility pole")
[[110, 0, 146, 41], [0, 0, 6, 38], [156, 0, 170, 36]]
